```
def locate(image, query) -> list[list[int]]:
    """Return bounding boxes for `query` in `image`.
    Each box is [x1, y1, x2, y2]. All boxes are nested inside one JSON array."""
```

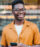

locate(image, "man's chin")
[[17, 19, 23, 21]]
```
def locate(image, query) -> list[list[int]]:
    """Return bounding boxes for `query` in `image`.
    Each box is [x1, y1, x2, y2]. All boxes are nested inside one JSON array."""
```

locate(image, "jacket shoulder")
[[25, 20, 38, 29], [2, 23, 12, 32], [25, 20, 37, 26]]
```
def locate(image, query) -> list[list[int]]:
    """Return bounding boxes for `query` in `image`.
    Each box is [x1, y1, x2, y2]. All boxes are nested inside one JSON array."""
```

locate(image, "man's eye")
[[15, 9, 19, 11], [15, 9, 18, 11]]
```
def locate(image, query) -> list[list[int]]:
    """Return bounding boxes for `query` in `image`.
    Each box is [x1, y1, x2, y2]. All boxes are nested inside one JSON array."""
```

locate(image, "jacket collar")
[[9, 20, 30, 33]]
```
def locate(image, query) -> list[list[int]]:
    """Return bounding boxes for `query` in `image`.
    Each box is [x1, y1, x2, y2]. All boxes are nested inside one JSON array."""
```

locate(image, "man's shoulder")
[[25, 20, 37, 28], [3, 22, 13, 31], [25, 20, 39, 33], [25, 20, 36, 25]]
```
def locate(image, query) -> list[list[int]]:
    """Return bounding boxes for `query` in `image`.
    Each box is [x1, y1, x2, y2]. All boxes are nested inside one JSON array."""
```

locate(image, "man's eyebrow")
[[16, 8, 24, 9]]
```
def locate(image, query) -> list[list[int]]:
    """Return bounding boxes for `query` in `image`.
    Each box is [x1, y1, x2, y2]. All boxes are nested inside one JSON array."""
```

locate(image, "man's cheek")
[[15, 12, 18, 14]]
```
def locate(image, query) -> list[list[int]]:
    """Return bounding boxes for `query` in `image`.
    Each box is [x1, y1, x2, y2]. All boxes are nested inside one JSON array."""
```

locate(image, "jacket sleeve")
[[33, 24, 40, 45], [1, 28, 6, 46]]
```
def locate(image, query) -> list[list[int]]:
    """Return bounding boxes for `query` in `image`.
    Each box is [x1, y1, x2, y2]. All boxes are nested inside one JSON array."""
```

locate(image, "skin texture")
[[12, 4, 26, 25]]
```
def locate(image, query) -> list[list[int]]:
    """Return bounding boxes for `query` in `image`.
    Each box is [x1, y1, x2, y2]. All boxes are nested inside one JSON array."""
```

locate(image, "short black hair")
[[12, 0, 24, 9]]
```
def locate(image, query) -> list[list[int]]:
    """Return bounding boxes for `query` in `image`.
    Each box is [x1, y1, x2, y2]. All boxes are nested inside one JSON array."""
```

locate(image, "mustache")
[[17, 12, 26, 15]]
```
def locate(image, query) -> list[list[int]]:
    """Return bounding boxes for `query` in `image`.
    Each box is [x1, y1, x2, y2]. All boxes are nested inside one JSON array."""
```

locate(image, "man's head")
[[12, 0, 26, 21]]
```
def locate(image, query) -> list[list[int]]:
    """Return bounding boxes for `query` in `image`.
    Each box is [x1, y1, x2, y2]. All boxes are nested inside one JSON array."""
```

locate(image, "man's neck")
[[15, 20, 24, 25]]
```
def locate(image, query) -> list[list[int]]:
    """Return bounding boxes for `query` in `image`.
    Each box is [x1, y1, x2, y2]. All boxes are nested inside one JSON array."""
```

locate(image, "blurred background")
[[0, 0, 40, 43]]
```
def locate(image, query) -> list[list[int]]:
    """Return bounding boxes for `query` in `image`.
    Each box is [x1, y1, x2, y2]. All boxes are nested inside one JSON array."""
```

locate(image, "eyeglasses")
[[13, 8, 26, 12]]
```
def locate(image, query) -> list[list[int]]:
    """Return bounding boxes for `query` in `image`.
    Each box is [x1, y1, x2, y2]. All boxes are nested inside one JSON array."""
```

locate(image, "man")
[[1, 0, 40, 47]]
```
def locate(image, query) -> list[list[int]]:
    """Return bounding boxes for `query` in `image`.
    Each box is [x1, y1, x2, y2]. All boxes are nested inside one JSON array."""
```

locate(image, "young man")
[[1, 0, 40, 47]]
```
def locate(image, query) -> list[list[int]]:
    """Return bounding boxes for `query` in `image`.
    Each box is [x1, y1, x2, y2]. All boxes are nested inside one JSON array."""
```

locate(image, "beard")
[[16, 18, 23, 21], [15, 14, 24, 21]]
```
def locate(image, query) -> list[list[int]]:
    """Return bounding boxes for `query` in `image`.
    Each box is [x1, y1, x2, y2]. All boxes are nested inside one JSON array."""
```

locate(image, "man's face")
[[12, 4, 26, 21]]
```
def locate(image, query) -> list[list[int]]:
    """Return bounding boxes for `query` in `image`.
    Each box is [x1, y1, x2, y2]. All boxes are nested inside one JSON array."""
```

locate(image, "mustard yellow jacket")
[[1, 20, 40, 46]]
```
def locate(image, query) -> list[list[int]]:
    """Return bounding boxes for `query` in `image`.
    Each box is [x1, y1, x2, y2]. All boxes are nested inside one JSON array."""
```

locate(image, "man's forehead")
[[14, 4, 24, 9]]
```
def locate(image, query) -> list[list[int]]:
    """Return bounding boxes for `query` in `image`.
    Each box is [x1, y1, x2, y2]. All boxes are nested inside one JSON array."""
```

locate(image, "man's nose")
[[19, 11, 23, 14], [19, 11, 26, 15]]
